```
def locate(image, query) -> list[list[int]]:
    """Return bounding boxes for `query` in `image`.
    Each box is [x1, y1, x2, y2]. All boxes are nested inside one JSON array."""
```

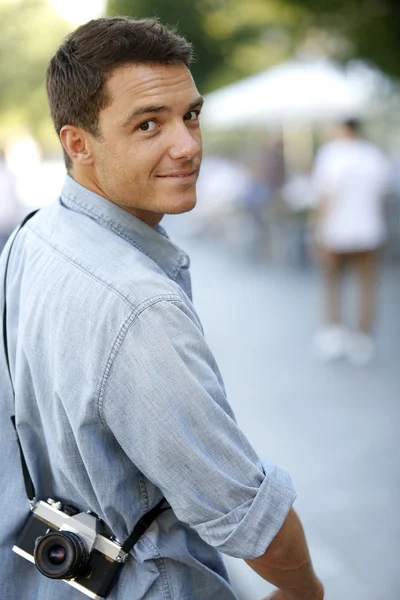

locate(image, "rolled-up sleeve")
[[101, 298, 296, 559]]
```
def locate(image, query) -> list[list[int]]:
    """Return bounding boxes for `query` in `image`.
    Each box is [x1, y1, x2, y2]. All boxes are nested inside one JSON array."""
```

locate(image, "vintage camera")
[[13, 498, 127, 599]]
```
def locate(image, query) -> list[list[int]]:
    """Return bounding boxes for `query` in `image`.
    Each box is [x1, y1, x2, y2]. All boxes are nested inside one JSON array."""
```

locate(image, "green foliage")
[[283, 0, 400, 80], [0, 0, 70, 147]]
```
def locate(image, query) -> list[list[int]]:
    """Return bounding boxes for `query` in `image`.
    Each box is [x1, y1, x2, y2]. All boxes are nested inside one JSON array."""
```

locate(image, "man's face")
[[89, 63, 203, 225]]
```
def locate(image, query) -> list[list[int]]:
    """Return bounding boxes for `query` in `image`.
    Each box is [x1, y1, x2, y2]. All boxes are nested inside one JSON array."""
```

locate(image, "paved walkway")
[[167, 216, 400, 600]]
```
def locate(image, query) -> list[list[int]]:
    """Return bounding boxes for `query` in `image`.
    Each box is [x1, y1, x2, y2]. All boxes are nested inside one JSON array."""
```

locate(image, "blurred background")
[[1, 0, 399, 598]]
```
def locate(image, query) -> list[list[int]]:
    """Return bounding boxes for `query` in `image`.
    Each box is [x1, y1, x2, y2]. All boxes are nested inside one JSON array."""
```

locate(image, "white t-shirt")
[[313, 138, 391, 251]]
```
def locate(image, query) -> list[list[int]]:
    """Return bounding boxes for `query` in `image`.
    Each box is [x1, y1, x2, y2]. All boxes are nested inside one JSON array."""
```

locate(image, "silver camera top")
[[34, 499, 127, 563]]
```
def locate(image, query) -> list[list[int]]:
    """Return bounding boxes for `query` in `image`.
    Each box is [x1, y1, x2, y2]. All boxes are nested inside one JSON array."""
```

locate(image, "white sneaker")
[[313, 325, 349, 362], [346, 333, 375, 365]]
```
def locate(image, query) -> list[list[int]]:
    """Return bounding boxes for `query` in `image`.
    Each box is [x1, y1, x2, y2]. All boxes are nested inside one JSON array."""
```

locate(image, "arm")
[[309, 194, 330, 226], [102, 298, 297, 558], [246, 508, 324, 600], [309, 147, 331, 228]]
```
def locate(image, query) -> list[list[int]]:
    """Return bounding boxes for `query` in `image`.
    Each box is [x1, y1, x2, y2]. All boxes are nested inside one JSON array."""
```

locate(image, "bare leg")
[[354, 250, 377, 334], [313, 245, 348, 360], [318, 246, 342, 326]]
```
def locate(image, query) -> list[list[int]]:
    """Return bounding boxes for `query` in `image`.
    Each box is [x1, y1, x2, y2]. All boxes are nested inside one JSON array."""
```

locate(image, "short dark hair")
[[46, 17, 193, 169], [342, 118, 362, 134]]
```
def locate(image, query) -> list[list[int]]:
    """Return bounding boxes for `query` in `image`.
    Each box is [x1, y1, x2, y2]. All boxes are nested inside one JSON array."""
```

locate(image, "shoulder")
[[361, 140, 388, 159], [357, 141, 391, 172], [28, 203, 187, 314]]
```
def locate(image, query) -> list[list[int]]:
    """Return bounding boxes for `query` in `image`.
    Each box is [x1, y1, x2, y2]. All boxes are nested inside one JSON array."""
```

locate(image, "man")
[[0, 17, 323, 600], [312, 119, 391, 364]]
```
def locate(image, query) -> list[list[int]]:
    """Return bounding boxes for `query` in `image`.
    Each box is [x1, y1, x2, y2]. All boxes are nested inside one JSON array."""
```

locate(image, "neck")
[[68, 170, 164, 227]]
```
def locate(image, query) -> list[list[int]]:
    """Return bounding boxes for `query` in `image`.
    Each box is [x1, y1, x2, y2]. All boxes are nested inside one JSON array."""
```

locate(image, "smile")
[[158, 170, 197, 178], [157, 170, 197, 183]]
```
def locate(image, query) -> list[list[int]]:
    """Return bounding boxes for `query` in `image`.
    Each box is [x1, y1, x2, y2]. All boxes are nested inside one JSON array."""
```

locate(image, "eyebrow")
[[119, 96, 204, 128]]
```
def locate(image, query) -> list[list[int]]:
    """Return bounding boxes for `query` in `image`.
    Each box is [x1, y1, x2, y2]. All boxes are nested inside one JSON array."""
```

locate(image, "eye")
[[184, 110, 200, 122], [138, 120, 157, 132]]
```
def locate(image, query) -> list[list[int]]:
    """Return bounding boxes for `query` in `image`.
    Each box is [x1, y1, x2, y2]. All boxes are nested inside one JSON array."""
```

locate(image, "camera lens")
[[48, 544, 67, 565], [34, 532, 88, 580]]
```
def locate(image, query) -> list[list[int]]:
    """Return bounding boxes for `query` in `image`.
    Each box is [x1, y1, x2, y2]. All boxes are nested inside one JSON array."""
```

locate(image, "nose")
[[167, 121, 201, 161]]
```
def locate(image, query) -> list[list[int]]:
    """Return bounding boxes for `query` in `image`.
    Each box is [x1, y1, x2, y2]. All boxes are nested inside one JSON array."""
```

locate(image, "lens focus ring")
[[34, 531, 88, 580]]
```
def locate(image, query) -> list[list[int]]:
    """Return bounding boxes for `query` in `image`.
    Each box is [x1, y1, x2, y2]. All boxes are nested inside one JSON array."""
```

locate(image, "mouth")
[[156, 169, 198, 184]]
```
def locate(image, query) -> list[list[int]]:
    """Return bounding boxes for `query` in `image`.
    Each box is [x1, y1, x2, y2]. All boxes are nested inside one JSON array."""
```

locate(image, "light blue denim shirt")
[[0, 175, 296, 600]]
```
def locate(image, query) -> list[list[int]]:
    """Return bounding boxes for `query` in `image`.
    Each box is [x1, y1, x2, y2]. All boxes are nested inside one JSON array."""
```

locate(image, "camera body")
[[13, 498, 127, 599]]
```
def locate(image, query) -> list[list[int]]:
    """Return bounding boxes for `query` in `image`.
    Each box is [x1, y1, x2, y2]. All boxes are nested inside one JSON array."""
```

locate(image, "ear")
[[60, 125, 95, 167]]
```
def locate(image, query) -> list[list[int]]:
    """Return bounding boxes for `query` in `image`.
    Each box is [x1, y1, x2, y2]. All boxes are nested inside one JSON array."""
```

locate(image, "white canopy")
[[201, 59, 373, 128]]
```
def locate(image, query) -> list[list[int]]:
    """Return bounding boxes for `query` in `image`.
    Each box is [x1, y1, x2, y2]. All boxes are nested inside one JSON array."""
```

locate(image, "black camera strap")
[[3, 210, 169, 551], [121, 497, 170, 554], [3, 211, 38, 504]]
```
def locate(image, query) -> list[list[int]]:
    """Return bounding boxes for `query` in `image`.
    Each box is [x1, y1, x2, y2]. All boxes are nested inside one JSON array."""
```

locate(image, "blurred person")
[[0, 149, 20, 253], [312, 119, 391, 364], [241, 137, 285, 258], [244, 137, 285, 220], [281, 170, 316, 269], [0, 17, 323, 600], [264, 136, 286, 194]]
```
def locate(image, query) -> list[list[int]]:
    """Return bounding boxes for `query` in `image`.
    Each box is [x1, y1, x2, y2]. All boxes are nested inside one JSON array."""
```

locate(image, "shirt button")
[[181, 255, 189, 267]]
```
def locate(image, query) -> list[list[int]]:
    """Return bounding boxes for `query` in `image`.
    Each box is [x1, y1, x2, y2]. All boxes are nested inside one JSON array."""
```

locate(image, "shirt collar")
[[60, 175, 190, 282]]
